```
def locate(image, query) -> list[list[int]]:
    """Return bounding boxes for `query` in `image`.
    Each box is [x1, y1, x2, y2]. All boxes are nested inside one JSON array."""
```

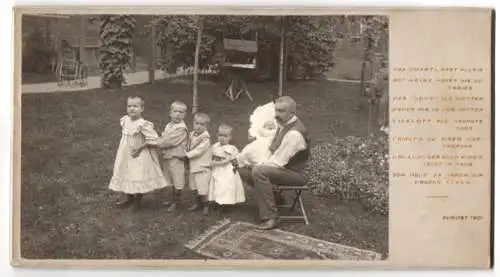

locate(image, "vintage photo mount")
[[11, 5, 495, 269]]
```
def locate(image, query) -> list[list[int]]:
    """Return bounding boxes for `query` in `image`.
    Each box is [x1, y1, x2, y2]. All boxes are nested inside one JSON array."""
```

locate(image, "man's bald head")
[[275, 96, 297, 114]]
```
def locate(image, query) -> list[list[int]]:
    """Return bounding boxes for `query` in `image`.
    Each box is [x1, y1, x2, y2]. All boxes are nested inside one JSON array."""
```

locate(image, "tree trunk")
[[79, 15, 86, 64], [54, 18, 62, 72], [148, 15, 155, 84], [367, 99, 373, 135], [283, 17, 289, 93], [360, 60, 367, 96], [360, 28, 372, 96], [192, 17, 203, 114], [373, 98, 380, 129], [278, 16, 286, 96], [131, 39, 137, 72]]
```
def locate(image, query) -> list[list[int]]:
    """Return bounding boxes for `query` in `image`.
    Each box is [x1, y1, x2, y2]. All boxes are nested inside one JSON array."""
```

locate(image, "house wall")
[[23, 15, 101, 68]]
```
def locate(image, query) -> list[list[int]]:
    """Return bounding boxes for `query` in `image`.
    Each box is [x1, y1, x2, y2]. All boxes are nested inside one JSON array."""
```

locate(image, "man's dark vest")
[[268, 117, 310, 172]]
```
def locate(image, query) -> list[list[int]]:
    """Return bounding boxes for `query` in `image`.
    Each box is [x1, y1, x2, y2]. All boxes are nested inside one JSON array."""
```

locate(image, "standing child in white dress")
[[109, 96, 170, 211], [208, 124, 246, 207]]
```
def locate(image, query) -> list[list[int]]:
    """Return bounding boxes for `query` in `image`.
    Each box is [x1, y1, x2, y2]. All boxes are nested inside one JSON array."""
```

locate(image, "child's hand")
[[145, 140, 157, 147], [173, 155, 187, 161], [230, 159, 239, 173], [230, 158, 239, 167], [131, 148, 142, 158]]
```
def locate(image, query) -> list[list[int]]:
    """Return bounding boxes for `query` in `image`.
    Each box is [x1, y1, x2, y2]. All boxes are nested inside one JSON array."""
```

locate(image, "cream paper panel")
[[11, 7, 492, 269], [389, 9, 491, 268]]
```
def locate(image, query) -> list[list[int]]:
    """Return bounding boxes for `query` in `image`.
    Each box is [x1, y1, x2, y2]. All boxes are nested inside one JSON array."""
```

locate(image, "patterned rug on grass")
[[185, 219, 382, 260]]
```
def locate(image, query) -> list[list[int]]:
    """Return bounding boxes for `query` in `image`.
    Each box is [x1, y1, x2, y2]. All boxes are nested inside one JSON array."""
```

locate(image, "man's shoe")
[[257, 218, 281, 230]]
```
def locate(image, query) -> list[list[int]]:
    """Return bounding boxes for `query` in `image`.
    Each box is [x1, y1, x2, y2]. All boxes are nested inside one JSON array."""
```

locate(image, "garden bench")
[[275, 184, 310, 225]]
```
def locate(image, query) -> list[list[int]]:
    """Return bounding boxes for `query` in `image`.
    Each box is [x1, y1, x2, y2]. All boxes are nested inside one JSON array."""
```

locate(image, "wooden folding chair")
[[275, 184, 310, 225]]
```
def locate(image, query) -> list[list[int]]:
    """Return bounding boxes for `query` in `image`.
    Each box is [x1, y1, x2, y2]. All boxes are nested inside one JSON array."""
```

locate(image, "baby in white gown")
[[248, 101, 275, 140], [238, 120, 277, 167]]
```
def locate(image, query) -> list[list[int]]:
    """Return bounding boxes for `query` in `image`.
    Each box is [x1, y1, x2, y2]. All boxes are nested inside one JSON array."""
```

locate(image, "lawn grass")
[[20, 79, 388, 259]]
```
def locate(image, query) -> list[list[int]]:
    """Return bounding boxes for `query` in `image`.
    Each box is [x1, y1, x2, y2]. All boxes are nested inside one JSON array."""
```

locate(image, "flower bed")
[[305, 134, 389, 215]]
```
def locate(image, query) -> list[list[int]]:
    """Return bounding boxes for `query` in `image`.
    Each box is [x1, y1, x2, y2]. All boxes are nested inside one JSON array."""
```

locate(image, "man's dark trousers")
[[239, 165, 306, 220]]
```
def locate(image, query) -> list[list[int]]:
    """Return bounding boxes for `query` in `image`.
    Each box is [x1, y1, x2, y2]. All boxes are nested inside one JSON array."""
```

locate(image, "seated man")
[[238, 96, 310, 230]]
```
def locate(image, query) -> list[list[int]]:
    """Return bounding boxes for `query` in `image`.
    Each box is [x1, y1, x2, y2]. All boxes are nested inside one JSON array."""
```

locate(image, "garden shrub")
[[97, 15, 136, 89], [305, 134, 389, 215]]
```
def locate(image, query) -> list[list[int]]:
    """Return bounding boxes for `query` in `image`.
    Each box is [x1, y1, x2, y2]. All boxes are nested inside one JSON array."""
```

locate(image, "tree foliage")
[[150, 15, 215, 74], [285, 16, 336, 80], [150, 16, 337, 80], [91, 15, 136, 89], [361, 16, 388, 62], [360, 16, 389, 97]]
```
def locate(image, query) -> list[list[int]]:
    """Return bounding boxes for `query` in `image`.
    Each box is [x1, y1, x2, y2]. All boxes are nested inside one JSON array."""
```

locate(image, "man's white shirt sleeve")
[[265, 130, 306, 168]]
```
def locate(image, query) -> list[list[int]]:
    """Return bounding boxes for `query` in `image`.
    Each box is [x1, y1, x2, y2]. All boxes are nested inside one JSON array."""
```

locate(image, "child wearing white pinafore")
[[109, 96, 170, 211], [208, 124, 246, 205]]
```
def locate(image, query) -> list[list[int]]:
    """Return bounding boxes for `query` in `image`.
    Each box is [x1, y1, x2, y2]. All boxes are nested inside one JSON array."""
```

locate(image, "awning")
[[23, 14, 71, 19]]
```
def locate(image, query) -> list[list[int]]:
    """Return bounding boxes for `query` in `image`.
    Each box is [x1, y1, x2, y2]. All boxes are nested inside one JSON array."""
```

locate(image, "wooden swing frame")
[[192, 16, 288, 113], [221, 27, 258, 102]]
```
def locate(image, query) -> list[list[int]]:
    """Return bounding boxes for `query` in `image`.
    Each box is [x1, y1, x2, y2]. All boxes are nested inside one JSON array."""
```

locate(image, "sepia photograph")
[[19, 12, 390, 261]]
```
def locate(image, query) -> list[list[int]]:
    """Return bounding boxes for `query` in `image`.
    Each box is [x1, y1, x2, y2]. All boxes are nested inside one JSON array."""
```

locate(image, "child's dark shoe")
[[116, 194, 134, 208], [202, 204, 209, 215], [131, 194, 143, 212], [131, 202, 141, 212], [187, 203, 200, 211], [166, 202, 177, 212], [164, 188, 181, 212]]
